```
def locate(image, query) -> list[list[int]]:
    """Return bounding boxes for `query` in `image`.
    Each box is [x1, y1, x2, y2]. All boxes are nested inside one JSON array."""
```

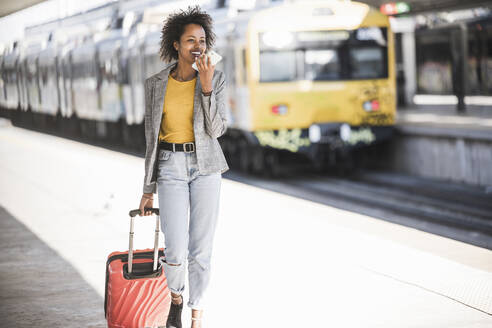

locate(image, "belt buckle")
[[183, 142, 195, 153]]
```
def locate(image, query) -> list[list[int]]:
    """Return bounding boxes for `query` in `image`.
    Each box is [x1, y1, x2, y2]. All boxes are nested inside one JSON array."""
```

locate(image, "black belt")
[[159, 141, 195, 153]]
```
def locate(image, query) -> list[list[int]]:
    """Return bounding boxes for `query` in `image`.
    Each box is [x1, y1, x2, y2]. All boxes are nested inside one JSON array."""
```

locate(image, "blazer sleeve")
[[200, 71, 227, 139], [143, 78, 157, 194]]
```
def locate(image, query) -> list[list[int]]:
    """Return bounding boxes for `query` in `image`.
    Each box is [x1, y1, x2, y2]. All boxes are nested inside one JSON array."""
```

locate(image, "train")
[[0, 0, 396, 175]]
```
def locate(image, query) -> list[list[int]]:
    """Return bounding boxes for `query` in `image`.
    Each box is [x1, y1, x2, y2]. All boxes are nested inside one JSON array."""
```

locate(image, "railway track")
[[224, 169, 492, 250]]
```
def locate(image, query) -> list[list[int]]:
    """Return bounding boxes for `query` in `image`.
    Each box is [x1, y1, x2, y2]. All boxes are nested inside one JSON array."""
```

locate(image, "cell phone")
[[192, 49, 222, 71]]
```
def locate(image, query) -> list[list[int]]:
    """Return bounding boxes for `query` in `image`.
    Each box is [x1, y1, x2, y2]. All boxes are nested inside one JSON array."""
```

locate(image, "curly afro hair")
[[159, 6, 216, 63]]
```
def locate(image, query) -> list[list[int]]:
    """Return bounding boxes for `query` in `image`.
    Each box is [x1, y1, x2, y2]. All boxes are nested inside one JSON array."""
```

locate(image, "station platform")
[[396, 106, 492, 139], [1, 120, 492, 327]]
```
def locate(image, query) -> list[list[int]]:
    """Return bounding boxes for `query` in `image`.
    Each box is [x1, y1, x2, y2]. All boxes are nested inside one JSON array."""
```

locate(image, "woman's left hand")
[[196, 54, 214, 94]]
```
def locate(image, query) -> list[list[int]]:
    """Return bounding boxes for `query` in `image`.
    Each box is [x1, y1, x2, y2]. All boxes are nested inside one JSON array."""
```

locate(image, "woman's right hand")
[[139, 193, 154, 216]]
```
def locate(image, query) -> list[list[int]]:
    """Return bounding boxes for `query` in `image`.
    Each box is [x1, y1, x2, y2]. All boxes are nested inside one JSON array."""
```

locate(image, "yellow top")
[[158, 75, 196, 143]]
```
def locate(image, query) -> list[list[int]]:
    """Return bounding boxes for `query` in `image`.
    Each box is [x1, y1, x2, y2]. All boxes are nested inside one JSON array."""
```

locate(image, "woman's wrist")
[[143, 193, 154, 199], [201, 82, 212, 95], [201, 89, 212, 96]]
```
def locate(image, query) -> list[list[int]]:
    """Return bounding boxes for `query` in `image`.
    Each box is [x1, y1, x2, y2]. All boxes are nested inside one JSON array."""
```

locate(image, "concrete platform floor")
[[1, 120, 492, 327], [0, 206, 105, 327], [396, 106, 492, 132]]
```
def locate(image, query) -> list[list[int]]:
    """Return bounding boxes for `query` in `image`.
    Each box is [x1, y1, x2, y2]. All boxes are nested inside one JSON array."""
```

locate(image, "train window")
[[113, 56, 119, 78], [258, 27, 388, 82], [49, 65, 56, 83], [129, 55, 140, 82], [41, 66, 48, 85], [119, 57, 128, 84], [349, 47, 385, 79], [259, 51, 297, 82], [5, 68, 15, 84], [305, 50, 340, 80]]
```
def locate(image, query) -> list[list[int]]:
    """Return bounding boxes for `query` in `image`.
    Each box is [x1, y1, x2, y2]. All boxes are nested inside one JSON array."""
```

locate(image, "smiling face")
[[174, 23, 206, 66]]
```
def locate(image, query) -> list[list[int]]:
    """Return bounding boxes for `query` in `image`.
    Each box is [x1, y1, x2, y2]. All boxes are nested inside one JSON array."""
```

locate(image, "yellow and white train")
[[214, 0, 396, 173]]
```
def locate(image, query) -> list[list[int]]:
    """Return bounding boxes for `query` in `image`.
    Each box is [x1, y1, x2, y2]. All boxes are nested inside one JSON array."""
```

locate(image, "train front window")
[[349, 47, 385, 79], [259, 51, 297, 82], [259, 27, 388, 82], [305, 50, 340, 80]]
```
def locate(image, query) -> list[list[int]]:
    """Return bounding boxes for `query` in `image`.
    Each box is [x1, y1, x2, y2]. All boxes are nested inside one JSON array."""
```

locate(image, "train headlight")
[[371, 100, 380, 111], [309, 124, 321, 143], [340, 124, 351, 142], [271, 104, 288, 115], [363, 100, 380, 112]]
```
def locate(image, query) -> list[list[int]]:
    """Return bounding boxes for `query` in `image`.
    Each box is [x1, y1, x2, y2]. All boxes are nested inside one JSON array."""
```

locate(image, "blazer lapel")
[[153, 78, 166, 132]]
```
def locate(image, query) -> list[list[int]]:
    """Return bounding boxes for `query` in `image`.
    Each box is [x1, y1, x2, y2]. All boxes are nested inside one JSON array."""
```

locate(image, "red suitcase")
[[105, 208, 171, 328]]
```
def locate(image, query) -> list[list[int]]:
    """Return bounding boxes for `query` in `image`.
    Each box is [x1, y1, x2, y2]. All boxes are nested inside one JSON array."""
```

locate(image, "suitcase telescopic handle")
[[127, 208, 161, 274]]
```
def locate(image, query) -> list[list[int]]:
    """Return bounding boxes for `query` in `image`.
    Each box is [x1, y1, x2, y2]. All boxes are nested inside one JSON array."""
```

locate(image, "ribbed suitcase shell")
[[105, 248, 171, 328]]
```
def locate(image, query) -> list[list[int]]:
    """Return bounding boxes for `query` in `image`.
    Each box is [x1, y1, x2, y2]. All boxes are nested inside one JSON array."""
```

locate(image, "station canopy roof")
[[363, 0, 492, 14], [0, 0, 46, 17]]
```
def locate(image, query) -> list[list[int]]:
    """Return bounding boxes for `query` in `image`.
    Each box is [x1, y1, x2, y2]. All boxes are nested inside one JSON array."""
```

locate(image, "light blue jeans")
[[156, 148, 221, 310]]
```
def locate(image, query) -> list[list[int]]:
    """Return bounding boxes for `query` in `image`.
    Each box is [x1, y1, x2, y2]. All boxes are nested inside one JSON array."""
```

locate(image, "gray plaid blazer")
[[142, 61, 229, 194]]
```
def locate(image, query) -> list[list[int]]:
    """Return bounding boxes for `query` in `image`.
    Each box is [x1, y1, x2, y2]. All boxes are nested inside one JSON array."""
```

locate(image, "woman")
[[138, 6, 228, 328]]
